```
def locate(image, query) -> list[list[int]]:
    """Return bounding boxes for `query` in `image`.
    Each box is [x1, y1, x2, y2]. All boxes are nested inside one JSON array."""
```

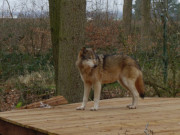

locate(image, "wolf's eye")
[[84, 55, 92, 60], [83, 56, 90, 60], [83, 50, 88, 54]]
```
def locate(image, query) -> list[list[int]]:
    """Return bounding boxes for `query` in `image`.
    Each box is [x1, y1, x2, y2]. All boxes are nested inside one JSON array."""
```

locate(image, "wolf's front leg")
[[76, 83, 91, 110], [90, 82, 101, 111]]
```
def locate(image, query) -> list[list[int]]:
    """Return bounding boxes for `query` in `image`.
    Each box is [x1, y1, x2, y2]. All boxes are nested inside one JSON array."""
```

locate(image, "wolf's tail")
[[135, 72, 145, 98]]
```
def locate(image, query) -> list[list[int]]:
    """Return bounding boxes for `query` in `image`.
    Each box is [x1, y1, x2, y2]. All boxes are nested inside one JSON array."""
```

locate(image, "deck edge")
[[0, 117, 57, 135]]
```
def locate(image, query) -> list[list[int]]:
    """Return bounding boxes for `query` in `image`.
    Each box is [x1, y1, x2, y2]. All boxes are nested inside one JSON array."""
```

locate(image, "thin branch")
[[5, 0, 13, 19]]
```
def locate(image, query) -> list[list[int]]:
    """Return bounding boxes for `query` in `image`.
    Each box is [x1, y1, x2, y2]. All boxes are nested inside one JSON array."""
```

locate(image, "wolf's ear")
[[79, 47, 86, 58], [81, 47, 86, 51], [81, 47, 87, 54], [92, 48, 96, 53]]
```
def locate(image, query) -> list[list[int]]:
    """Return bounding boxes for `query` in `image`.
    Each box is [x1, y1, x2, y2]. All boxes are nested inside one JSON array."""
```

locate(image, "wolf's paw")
[[76, 106, 85, 110], [90, 107, 98, 111], [127, 105, 136, 109]]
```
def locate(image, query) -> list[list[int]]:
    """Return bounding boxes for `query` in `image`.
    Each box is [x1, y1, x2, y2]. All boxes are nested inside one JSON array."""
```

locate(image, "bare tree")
[[123, 0, 132, 36], [141, 0, 151, 49], [5, 0, 13, 18]]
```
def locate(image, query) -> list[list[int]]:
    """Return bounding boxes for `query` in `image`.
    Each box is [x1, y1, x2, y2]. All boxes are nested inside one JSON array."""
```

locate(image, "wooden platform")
[[0, 98, 180, 135]]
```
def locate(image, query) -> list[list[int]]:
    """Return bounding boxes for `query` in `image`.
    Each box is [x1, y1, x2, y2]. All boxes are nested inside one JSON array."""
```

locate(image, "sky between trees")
[[1, 0, 123, 13], [0, 0, 179, 19]]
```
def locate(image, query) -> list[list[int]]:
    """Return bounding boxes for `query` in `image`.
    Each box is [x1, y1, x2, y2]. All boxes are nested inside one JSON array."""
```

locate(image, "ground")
[[0, 98, 180, 135]]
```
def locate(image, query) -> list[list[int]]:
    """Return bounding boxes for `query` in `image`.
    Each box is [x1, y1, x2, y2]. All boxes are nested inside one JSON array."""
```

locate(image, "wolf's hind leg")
[[125, 79, 139, 109], [119, 78, 138, 109], [90, 82, 101, 111], [76, 83, 91, 110]]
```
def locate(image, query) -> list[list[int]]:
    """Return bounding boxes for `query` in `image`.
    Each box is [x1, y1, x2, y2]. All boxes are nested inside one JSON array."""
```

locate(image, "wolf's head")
[[77, 47, 98, 68]]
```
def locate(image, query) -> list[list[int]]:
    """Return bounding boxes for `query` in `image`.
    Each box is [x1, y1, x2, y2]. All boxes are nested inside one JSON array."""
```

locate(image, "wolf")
[[76, 47, 145, 111]]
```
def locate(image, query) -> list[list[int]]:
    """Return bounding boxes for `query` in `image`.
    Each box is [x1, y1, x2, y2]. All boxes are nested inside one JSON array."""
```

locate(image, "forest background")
[[0, 0, 179, 111]]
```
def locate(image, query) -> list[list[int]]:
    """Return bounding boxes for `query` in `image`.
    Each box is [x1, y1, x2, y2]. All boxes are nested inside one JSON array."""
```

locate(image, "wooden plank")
[[0, 119, 49, 135], [21, 96, 68, 109], [0, 98, 180, 135]]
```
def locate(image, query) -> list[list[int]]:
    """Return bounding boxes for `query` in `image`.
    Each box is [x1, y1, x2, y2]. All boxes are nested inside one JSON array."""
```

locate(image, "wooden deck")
[[0, 98, 180, 135]]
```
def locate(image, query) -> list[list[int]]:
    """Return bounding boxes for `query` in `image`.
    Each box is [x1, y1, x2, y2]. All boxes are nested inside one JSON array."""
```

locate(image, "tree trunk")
[[134, 0, 141, 21], [123, 0, 132, 36], [49, 0, 86, 102], [49, 0, 60, 95], [141, 0, 151, 49]]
